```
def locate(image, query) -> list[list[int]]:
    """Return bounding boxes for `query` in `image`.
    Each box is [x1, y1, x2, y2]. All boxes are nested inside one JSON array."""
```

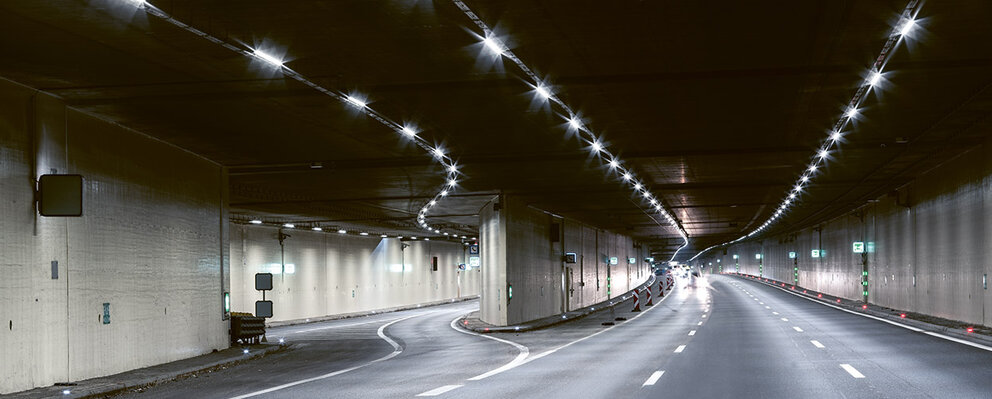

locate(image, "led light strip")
[[123, 0, 462, 239], [690, 0, 923, 262], [451, 0, 689, 261]]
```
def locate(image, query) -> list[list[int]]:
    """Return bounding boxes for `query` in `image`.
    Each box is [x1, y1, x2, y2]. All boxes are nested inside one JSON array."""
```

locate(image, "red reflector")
[[817, 294, 822, 298], [791, 286, 795, 290], [803, 290, 807, 294], [484, 328, 490, 331], [862, 305, 867, 310], [900, 313, 906, 318], [967, 327, 974, 333], [782, 283, 786, 287], [836, 299, 841, 303]]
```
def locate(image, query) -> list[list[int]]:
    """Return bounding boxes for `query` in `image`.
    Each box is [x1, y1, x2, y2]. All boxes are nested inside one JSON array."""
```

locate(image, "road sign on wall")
[[852, 242, 865, 253]]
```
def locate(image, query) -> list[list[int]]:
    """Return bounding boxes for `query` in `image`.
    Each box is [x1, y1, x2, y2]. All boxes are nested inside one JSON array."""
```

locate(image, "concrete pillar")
[[479, 195, 646, 326]]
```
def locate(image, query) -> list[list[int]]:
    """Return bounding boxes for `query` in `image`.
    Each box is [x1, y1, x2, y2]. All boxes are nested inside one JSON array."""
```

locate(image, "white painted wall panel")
[[230, 225, 479, 323], [711, 138, 992, 327], [1, 78, 228, 394]]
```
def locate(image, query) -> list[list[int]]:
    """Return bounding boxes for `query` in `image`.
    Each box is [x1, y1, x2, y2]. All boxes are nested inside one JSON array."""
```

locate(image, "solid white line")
[[781, 318, 789, 322], [741, 276, 992, 353], [674, 345, 686, 353], [793, 326, 804, 332], [517, 277, 671, 367], [417, 385, 463, 396], [811, 340, 825, 348], [449, 316, 529, 381], [840, 364, 865, 378], [291, 317, 403, 334], [228, 314, 421, 399], [642, 371, 665, 386], [688, 330, 696, 336]]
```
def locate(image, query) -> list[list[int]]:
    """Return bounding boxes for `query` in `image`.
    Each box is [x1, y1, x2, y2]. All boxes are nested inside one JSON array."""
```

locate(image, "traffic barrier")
[[645, 286, 654, 306], [658, 280, 665, 297], [631, 289, 641, 312]]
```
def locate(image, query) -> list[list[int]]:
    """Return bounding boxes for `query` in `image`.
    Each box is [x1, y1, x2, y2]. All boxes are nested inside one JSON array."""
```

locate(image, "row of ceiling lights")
[[241, 219, 476, 242], [123, 0, 462, 239], [452, 0, 690, 261], [690, 0, 923, 262]]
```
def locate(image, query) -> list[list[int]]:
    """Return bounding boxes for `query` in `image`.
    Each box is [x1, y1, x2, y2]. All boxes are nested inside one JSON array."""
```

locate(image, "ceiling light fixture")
[[690, 0, 924, 262]]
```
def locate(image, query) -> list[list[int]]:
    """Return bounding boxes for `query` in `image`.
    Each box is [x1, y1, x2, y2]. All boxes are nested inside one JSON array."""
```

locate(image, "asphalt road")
[[114, 275, 992, 398]]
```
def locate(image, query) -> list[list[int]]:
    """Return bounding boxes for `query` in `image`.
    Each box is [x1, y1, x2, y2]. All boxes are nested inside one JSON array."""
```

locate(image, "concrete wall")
[[700, 137, 992, 327], [230, 225, 480, 323], [480, 195, 650, 326], [0, 78, 229, 394]]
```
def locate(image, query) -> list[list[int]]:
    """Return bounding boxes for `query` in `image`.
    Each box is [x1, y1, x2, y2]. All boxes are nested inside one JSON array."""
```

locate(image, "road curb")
[[459, 275, 667, 333], [7, 344, 286, 399]]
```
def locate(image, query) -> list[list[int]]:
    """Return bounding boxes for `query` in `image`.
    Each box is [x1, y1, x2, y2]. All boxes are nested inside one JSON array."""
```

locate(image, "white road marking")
[[811, 340, 825, 348], [228, 314, 421, 399], [518, 276, 669, 367], [772, 312, 779, 315], [697, 321, 703, 326], [688, 330, 696, 336], [417, 385, 463, 396], [702, 314, 707, 318], [793, 326, 804, 332], [449, 317, 529, 381], [840, 364, 865, 378], [765, 306, 771, 309], [747, 276, 992, 353], [642, 371, 665, 386], [674, 345, 686, 353], [290, 317, 402, 334], [780, 318, 789, 322], [759, 302, 765, 305]]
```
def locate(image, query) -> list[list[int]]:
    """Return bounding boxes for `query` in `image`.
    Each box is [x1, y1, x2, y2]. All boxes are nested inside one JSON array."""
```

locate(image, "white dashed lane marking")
[[688, 330, 696, 336], [642, 371, 665, 387], [674, 345, 687, 353], [840, 364, 866, 379], [793, 326, 804, 332], [811, 340, 825, 348]]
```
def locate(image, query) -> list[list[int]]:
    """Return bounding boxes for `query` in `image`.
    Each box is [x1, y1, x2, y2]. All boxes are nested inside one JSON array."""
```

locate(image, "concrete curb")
[[6, 344, 285, 399], [726, 273, 992, 347], [460, 275, 668, 333], [266, 295, 480, 328]]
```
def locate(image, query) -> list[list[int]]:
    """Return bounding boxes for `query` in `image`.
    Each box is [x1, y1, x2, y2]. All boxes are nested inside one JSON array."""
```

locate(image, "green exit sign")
[[853, 242, 865, 253]]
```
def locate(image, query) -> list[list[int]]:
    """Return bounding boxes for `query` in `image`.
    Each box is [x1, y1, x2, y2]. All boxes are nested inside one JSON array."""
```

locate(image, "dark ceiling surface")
[[2, 0, 991, 260]]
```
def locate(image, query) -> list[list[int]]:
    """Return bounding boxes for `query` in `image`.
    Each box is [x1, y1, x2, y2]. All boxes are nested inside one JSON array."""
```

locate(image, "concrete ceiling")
[[2, 0, 991, 260]]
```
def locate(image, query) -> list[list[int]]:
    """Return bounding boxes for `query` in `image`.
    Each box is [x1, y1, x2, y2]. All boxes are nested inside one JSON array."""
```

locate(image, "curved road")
[[115, 275, 992, 398]]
